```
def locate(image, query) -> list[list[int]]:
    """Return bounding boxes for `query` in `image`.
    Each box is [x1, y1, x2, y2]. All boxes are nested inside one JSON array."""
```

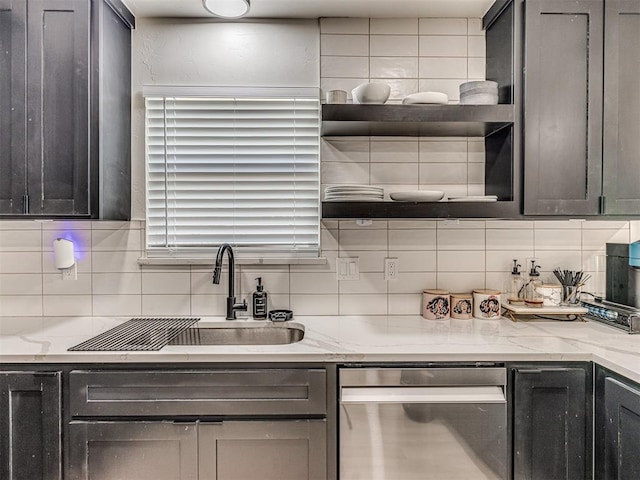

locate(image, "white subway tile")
[[371, 141, 419, 163], [582, 228, 630, 250], [467, 18, 484, 36], [41, 220, 90, 230], [486, 220, 535, 229], [372, 78, 420, 101], [92, 295, 142, 317], [468, 36, 486, 57], [468, 57, 486, 79], [371, 163, 419, 184], [321, 139, 370, 162], [340, 294, 387, 315], [190, 295, 227, 317], [439, 220, 486, 229], [370, 18, 419, 35], [0, 274, 42, 295], [437, 251, 485, 272], [291, 251, 337, 274], [141, 295, 191, 316], [336, 250, 386, 272], [388, 293, 422, 315], [533, 251, 582, 272], [339, 272, 387, 294], [0, 296, 43, 316], [43, 273, 92, 295], [391, 220, 437, 229], [339, 220, 387, 230], [340, 229, 388, 251], [320, 18, 369, 35], [239, 270, 290, 295], [190, 269, 227, 296], [534, 220, 583, 229], [370, 57, 419, 79], [419, 57, 467, 78], [389, 271, 435, 294], [320, 228, 339, 252], [92, 228, 142, 252], [291, 294, 339, 315], [92, 273, 141, 295], [419, 35, 467, 57], [92, 251, 141, 273], [91, 220, 142, 230], [534, 229, 581, 250], [419, 141, 467, 163], [389, 250, 437, 272], [630, 221, 640, 242], [467, 184, 485, 196], [468, 163, 485, 184], [290, 272, 338, 294], [0, 220, 42, 230], [141, 272, 191, 295], [264, 293, 290, 311], [582, 220, 630, 230], [582, 250, 607, 274], [370, 35, 418, 57], [420, 163, 467, 184], [0, 252, 41, 273], [43, 295, 92, 316], [321, 162, 370, 185], [437, 272, 485, 291], [321, 34, 369, 56], [0, 230, 42, 251], [419, 18, 468, 35], [486, 229, 534, 250], [438, 229, 485, 250], [321, 56, 369, 78], [486, 251, 534, 272], [485, 272, 508, 292], [389, 229, 437, 250]]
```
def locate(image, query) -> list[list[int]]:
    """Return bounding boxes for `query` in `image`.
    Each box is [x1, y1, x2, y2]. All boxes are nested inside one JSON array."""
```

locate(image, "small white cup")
[[326, 90, 347, 104]]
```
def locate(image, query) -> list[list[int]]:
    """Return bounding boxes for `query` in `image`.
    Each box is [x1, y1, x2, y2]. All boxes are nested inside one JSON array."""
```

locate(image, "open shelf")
[[321, 104, 515, 137], [321, 200, 520, 219]]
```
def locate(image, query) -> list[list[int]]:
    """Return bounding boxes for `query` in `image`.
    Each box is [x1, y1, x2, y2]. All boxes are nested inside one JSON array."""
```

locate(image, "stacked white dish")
[[447, 195, 498, 202], [402, 92, 448, 105], [389, 190, 445, 202], [324, 185, 384, 202], [459, 81, 499, 105]]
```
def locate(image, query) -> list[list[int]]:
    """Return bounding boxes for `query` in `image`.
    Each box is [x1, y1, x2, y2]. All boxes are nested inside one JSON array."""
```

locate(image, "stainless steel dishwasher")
[[339, 366, 507, 479]]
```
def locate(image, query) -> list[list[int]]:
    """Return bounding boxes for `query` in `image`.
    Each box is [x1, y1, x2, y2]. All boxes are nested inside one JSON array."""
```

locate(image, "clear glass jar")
[[504, 260, 525, 305], [524, 261, 543, 307]]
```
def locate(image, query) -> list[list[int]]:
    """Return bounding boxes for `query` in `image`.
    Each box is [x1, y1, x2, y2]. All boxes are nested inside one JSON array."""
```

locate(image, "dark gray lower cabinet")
[[510, 365, 591, 480], [596, 367, 640, 479], [0, 372, 62, 480]]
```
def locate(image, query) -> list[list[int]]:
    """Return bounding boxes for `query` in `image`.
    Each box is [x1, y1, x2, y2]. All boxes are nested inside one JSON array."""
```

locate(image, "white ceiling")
[[123, 0, 495, 19]]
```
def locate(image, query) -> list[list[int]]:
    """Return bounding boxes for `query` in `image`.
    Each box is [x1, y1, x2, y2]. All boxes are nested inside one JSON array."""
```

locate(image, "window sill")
[[137, 256, 328, 266]]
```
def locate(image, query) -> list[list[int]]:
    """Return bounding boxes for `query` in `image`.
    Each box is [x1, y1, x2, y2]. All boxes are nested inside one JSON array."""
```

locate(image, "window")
[[144, 87, 320, 259]]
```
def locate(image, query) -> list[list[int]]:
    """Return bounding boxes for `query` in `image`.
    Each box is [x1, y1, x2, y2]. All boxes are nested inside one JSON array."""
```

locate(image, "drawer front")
[[69, 369, 326, 417]]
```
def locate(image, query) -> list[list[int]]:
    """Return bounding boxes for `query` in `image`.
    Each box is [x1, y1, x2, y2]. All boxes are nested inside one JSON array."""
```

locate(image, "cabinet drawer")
[[69, 369, 326, 417]]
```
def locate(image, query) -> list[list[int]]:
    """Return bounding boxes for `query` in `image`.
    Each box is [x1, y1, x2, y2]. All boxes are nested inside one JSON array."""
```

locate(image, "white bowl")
[[351, 83, 390, 105]]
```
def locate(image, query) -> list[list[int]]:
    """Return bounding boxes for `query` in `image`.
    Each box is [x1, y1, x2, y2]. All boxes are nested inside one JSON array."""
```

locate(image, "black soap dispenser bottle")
[[252, 277, 268, 319]]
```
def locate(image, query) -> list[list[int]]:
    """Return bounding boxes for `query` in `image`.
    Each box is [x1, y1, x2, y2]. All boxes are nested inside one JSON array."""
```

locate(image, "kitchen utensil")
[[459, 80, 499, 105], [326, 89, 347, 104], [351, 82, 390, 105]]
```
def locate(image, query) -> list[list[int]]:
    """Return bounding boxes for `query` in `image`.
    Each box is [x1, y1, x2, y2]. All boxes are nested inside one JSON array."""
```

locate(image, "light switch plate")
[[336, 257, 359, 280]]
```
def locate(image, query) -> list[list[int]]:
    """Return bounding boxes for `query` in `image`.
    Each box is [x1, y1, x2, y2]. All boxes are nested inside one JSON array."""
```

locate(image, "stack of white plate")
[[324, 185, 384, 202]]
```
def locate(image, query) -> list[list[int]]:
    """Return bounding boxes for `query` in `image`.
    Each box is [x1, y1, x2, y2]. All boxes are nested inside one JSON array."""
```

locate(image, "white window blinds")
[[144, 87, 320, 257]]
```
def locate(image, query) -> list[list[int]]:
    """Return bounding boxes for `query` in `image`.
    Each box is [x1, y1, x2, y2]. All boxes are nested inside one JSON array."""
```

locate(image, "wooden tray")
[[501, 302, 587, 322]]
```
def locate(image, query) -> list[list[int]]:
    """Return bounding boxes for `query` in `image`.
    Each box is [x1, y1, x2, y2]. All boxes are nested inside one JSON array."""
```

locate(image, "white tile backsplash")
[[370, 18, 419, 35], [419, 18, 468, 35], [370, 35, 419, 57]]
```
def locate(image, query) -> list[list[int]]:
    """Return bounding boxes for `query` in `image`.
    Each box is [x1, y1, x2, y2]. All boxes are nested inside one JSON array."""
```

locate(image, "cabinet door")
[[601, 376, 640, 479], [26, 0, 89, 215], [67, 421, 198, 480], [523, 0, 603, 215], [0, 0, 27, 214], [0, 372, 62, 480], [602, 0, 640, 214], [512, 367, 590, 480], [200, 420, 327, 480]]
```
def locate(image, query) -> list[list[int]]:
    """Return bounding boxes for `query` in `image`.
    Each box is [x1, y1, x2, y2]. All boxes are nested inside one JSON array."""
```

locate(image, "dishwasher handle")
[[340, 386, 505, 404]]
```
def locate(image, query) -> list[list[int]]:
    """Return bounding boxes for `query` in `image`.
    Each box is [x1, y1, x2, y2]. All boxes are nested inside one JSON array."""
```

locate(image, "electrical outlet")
[[384, 258, 398, 280], [61, 264, 77, 281]]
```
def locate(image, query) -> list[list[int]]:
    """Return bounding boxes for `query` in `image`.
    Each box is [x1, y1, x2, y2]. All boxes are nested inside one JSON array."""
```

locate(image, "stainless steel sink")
[[168, 322, 305, 346]]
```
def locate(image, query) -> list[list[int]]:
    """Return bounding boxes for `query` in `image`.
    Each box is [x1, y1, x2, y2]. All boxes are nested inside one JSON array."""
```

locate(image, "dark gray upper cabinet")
[[524, 0, 640, 216], [601, 0, 640, 215], [0, 0, 133, 219]]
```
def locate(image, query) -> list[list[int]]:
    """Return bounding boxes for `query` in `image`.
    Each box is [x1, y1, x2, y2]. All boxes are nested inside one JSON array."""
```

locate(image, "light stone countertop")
[[1, 315, 640, 383]]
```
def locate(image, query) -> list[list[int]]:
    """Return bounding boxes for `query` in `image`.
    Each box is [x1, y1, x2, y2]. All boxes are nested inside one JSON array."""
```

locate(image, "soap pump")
[[505, 260, 525, 305], [252, 277, 268, 319], [524, 260, 543, 307]]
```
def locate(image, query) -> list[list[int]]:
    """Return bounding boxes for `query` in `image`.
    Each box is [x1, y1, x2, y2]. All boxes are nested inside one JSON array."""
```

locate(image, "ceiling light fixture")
[[202, 0, 250, 18]]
